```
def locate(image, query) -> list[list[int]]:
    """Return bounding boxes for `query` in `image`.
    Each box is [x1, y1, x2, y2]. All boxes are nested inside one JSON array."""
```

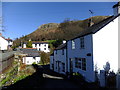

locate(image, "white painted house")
[[50, 2, 119, 83], [0, 33, 8, 50], [6, 38, 13, 50], [23, 41, 50, 53], [21, 48, 41, 65], [0, 33, 13, 50], [50, 43, 67, 75]]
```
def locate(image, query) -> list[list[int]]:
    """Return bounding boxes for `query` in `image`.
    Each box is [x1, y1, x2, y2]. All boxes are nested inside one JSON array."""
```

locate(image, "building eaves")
[[55, 43, 66, 50]]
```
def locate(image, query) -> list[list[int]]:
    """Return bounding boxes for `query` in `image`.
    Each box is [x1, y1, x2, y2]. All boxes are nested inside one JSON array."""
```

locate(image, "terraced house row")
[[50, 2, 119, 84]]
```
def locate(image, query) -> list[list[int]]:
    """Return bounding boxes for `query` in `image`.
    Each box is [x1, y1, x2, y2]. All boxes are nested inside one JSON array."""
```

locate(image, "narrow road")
[[2, 64, 80, 89], [42, 65, 80, 88]]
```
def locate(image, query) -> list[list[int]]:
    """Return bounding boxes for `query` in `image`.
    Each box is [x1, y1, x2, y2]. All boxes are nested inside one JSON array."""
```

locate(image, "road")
[[2, 65, 81, 89]]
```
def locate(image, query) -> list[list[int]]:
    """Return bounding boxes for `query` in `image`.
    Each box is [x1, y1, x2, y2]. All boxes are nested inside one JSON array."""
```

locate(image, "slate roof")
[[6, 38, 12, 41], [55, 43, 66, 50], [71, 14, 120, 40], [20, 48, 40, 57], [54, 14, 120, 51]]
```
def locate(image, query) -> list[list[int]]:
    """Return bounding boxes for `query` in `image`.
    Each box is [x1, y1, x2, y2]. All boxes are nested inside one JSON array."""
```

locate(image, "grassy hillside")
[[13, 16, 109, 48]]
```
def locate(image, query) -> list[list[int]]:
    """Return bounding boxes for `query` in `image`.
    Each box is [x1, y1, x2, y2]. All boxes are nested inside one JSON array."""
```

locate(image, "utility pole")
[[0, 1, 4, 33]]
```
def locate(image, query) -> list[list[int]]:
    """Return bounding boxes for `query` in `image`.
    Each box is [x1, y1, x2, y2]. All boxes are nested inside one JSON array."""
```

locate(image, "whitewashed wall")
[[23, 57, 40, 65], [50, 55, 54, 70], [32, 43, 50, 53], [0, 37, 8, 50], [8, 41, 13, 46], [23, 44, 26, 48], [23, 43, 50, 53], [67, 34, 95, 82], [53, 49, 66, 74], [93, 17, 118, 73]]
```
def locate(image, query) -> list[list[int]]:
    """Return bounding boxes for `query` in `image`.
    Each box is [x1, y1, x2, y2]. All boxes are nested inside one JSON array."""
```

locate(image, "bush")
[[72, 72, 85, 82]]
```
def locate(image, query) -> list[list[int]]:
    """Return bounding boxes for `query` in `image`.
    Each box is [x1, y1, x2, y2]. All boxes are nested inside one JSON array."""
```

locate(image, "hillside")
[[13, 16, 109, 47]]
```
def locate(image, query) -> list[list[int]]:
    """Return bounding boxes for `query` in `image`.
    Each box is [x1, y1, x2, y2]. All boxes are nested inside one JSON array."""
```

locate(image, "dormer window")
[[72, 40, 75, 49]]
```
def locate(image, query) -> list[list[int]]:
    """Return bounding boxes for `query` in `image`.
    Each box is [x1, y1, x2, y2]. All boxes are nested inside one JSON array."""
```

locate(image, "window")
[[56, 61, 57, 69], [75, 58, 78, 68], [72, 40, 75, 49], [33, 57, 36, 59], [62, 63, 65, 72], [39, 48, 41, 51], [44, 44, 46, 47], [80, 37, 85, 49], [27, 61, 29, 64], [75, 58, 81, 69], [75, 58, 86, 71], [44, 48, 46, 50], [62, 49, 64, 55], [35, 44, 37, 47], [82, 58, 86, 71], [52, 64, 54, 70], [56, 50, 57, 54]]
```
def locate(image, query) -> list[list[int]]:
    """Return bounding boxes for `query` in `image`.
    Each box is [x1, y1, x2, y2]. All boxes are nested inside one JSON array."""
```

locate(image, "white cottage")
[[67, 5, 119, 82], [50, 43, 67, 74], [21, 48, 41, 65], [50, 2, 119, 83], [0, 33, 8, 50], [6, 38, 13, 50], [23, 41, 50, 53]]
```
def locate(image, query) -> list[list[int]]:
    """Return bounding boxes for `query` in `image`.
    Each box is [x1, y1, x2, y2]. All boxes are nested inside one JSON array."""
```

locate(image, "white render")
[[23, 44, 26, 48], [50, 2, 119, 83], [0, 36, 8, 50], [54, 49, 67, 74], [23, 43, 50, 53], [93, 17, 118, 73], [50, 48, 67, 75], [32, 43, 50, 53], [8, 40, 13, 46], [23, 56, 40, 65], [67, 35, 95, 82]]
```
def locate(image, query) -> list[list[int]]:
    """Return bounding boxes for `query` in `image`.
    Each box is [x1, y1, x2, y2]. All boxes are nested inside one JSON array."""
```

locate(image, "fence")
[[116, 74, 120, 90], [99, 70, 118, 89], [0, 51, 15, 74]]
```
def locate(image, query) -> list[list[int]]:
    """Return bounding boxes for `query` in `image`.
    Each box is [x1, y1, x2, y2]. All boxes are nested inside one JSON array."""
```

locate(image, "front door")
[[69, 58, 73, 74]]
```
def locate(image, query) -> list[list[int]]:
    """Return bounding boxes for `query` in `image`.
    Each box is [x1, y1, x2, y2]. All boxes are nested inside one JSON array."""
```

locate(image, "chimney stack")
[[113, 2, 120, 16], [88, 18, 94, 27]]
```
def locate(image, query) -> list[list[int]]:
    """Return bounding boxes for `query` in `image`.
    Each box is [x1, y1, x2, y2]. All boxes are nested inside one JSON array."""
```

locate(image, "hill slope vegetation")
[[13, 16, 109, 47]]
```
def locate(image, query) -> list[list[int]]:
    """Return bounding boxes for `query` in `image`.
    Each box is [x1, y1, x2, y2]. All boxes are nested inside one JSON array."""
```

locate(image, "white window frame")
[[72, 40, 75, 49], [75, 58, 86, 71]]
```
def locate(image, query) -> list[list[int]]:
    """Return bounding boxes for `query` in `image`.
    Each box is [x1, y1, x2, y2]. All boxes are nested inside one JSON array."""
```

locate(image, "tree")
[[40, 51, 50, 65], [26, 40, 32, 48]]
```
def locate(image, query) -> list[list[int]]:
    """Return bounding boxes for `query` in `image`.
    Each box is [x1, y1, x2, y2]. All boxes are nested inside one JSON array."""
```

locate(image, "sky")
[[1, 2, 117, 40]]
